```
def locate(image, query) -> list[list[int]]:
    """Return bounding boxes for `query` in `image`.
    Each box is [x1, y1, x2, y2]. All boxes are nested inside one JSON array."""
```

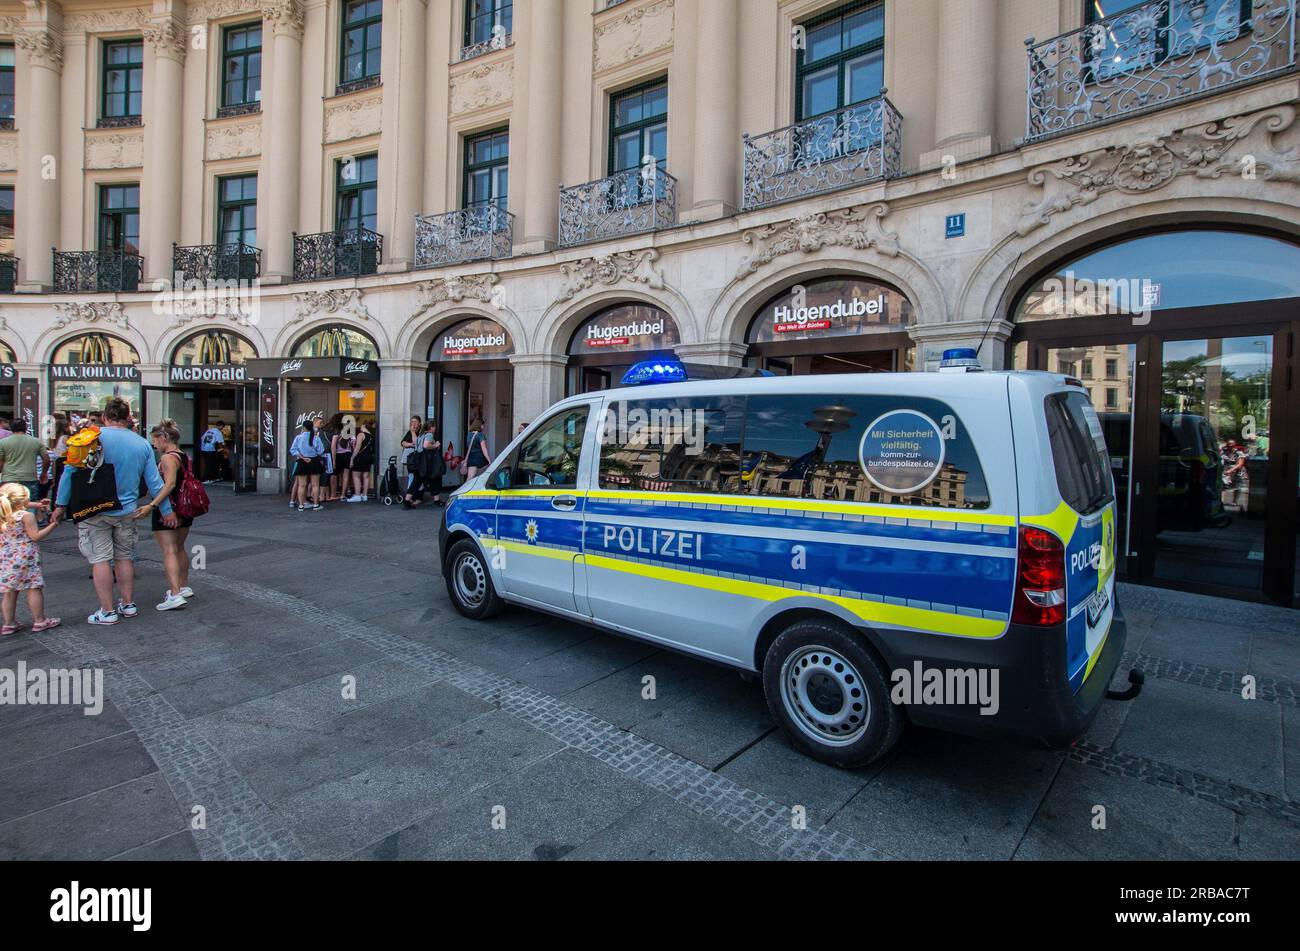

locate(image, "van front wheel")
[[762, 620, 902, 768], [444, 539, 504, 620]]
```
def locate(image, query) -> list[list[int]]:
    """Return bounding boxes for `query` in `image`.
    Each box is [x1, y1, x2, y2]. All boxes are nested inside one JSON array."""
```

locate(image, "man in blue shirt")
[[51, 398, 177, 626]]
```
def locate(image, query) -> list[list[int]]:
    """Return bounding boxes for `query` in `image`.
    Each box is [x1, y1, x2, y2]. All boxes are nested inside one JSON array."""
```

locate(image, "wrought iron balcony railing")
[[172, 242, 262, 283], [292, 228, 383, 282], [1026, 0, 1298, 142], [558, 166, 677, 248], [742, 95, 903, 211], [415, 204, 514, 268], [0, 254, 17, 293], [52, 249, 144, 293]]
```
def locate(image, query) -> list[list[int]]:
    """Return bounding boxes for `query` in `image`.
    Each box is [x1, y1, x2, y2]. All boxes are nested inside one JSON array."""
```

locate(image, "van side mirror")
[[492, 468, 512, 491]]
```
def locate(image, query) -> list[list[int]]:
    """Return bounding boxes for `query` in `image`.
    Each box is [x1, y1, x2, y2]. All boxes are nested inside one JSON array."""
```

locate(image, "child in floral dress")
[[0, 482, 60, 635]]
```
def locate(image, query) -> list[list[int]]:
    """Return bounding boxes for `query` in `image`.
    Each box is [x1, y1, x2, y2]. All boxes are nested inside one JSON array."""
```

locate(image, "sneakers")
[[310, 503, 323, 510], [289, 500, 297, 509], [345, 494, 364, 503], [298, 504, 308, 512], [178, 586, 194, 599], [116, 600, 139, 618], [87, 609, 120, 626], [156, 592, 187, 611]]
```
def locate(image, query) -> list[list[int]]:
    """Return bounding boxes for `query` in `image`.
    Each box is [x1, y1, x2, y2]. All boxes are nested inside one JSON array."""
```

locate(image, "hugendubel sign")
[[773, 294, 885, 334]]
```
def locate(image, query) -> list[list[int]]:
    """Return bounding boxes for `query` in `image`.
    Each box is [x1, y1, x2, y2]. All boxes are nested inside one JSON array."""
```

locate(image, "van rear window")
[[1044, 392, 1115, 516]]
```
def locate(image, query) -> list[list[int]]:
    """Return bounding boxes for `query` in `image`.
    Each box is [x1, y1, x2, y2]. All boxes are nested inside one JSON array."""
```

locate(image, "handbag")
[[67, 463, 120, 522]]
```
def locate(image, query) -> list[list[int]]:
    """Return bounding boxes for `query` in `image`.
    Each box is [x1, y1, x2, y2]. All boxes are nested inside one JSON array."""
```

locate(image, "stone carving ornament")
[[1018, 105, 1300, 236], [324, 90, 383, 143], [735, 204, 900, 278], [85, 132, 145, 170], [15, 29, 63, 71], [417, 273, 500, 308], [206, 119, 262, 160], [262, 0, 304, 38], [449, 60, 513, 116], [53, 302, 128, 329], [594, 0, 674, 72], [557, 249, 665, 300], [288, 288, 369, 326], [143, 18, 188, 62]]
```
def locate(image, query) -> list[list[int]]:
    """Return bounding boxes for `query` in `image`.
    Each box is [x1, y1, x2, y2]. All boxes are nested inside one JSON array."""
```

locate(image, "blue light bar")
[[620, 359, 688, 386], [939, 348, 980, 369]]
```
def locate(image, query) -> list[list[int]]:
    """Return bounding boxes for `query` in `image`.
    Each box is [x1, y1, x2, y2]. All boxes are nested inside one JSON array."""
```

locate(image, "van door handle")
[[551, 495, 578, 511]]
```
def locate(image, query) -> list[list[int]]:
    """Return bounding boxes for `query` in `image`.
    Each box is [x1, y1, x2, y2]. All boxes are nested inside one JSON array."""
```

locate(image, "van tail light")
[[1012, 526, 1067, 627]]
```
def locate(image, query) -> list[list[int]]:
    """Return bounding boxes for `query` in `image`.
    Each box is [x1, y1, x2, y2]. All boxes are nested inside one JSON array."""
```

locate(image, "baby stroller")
[[379, 456, 404, 506]]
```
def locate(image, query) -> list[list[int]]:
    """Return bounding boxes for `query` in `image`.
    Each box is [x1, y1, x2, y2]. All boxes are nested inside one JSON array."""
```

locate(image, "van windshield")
[[1045, 391, 1115, 516]]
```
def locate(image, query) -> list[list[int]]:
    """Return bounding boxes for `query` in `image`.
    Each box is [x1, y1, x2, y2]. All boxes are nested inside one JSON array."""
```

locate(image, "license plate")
[[1087, 588, 1110, 628]]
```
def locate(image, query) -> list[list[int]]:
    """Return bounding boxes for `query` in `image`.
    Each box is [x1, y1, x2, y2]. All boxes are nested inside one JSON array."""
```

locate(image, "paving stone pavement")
[[0, 493, 1296, 860]]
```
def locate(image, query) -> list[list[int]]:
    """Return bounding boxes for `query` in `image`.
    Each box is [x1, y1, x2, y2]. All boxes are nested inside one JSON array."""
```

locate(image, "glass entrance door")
[[1146, 335, 1274, 592], [234, 386, 258, 492]]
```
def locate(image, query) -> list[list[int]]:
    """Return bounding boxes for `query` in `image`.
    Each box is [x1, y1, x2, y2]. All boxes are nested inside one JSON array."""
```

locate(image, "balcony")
[[52, 249, 143, 293], [742, 95, 903, 211], [0, 255, 17, 293], [292, 228, 383, 282], [1026, 0, 1298, 142], [172, 242, 262, 283], [558, 166, 678, 248], [415, 205, 514, 268]]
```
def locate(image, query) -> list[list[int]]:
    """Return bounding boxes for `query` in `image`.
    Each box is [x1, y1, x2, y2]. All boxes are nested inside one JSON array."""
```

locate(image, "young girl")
[[0, 482, 60, 635]]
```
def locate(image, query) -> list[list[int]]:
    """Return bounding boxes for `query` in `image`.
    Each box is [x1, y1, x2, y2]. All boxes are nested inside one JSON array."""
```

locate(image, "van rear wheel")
[[762, 620, 903, 768], [444, 539, 504, 620]]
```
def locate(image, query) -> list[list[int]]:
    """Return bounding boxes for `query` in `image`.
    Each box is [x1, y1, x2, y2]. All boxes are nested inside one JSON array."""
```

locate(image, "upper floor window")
[[98, 184, 140, 254], [0, 185, 13, 255], [464, 0, 513, 54], [339, 0, 382, 91], [217, 174, 258, 247], [0, 44, 14, 126], [1082, 0, 1248, 72], [335, 154, 378, 232], [609, 79, 667, 175], [464, 129, 508, 209], [795, 1, 884, 120], [221, 23, 262, 113], [101, 39, 143, 125]]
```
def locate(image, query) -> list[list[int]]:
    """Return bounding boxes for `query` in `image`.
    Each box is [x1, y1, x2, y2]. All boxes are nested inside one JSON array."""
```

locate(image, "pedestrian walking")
[[50, 396, 177, 626], [147, 419, 197, 611], [199, 421, 226, 483], [464, 417, 492, 480], [0, 482, 59, 635], [403, 421, 445, 508], [0, 418, 52, 507]]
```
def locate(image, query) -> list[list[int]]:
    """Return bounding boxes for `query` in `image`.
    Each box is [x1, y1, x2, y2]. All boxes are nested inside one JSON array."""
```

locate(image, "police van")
[[438, 352, 1137, 767]]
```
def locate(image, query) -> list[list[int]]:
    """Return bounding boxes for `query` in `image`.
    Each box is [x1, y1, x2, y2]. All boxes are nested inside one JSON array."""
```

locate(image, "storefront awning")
[[246, 357, 380, 381]]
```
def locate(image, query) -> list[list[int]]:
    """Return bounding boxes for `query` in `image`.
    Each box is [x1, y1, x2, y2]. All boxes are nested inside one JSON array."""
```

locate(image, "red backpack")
[[171, 452, 210, 519]]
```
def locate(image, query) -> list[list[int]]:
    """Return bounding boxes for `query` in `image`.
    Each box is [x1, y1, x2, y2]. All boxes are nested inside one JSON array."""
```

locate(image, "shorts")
[[152, 508, 193, 532], [77, 513, 139, 565], [335, 452, 352, 471], [294, 458, 325, 477]]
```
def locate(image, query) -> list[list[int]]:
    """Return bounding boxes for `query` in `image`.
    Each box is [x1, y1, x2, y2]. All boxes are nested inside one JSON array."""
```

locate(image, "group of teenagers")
[[0, 396, 204, 634], [287, 412, 495, 511]]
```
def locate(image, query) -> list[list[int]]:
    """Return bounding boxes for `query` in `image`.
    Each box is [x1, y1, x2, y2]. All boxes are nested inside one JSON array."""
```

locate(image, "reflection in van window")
[[598, 396, 745, 493], [511, 407, 588, 488], [742, 394, 991, 509], [1045, 392, 1115, 515]]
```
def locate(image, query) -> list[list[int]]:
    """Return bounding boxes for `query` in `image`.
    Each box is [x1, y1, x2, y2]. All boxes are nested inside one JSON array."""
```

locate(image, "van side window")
[[598, 396, 745, 493], [1045, 392, 1114, 515], [508, 406, 589, 489], [740, 394, 991, 509]]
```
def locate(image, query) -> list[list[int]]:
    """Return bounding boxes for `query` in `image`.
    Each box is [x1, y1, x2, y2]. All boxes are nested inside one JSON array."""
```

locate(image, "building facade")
[[0, 0, 1297, 605]]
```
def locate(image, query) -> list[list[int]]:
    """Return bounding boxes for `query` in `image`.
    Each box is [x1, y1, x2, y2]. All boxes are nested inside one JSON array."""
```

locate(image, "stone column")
[[378, 0, 427, 271], [14, 25, 62, 292], [517, 0, 563, 253], [508, 353, 567, 428], [143, 13, 187, 285], [673, 341, 749, 368], [908, 319, 1013, 371], [922, 0, 996, 167], [683, 0, 738, 222], [261, 0, 305, 283]]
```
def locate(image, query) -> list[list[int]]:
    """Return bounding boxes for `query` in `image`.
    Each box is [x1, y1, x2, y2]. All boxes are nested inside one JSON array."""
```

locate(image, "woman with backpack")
[[403, 421, 445, 509], [146, 419, 199, 611], [346, 421, 374, 502]]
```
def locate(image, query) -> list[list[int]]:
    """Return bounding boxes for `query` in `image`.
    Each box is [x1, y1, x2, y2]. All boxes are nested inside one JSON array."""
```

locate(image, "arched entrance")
[[426, 316, 514, 486], [565, 302, 680, 394], [743, 274, 914, 375], [1009, 227, 1300, 606]]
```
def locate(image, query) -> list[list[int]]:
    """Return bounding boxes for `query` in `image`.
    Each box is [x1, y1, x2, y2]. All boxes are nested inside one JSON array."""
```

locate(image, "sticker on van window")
[[858, 410, 946, 494]]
